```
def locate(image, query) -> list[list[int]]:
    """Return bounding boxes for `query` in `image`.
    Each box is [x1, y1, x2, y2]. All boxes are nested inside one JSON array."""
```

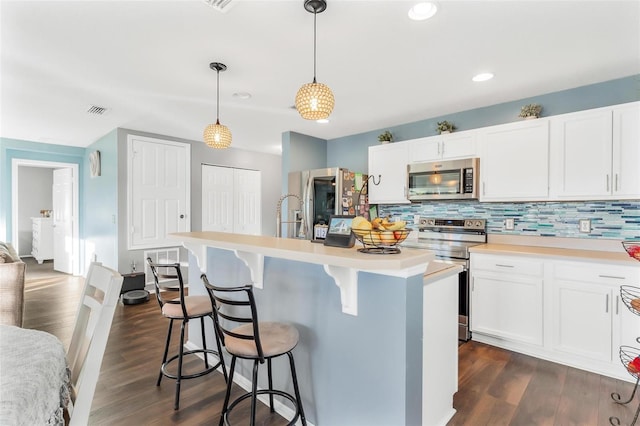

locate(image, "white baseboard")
[[185, 340, 312, 426]]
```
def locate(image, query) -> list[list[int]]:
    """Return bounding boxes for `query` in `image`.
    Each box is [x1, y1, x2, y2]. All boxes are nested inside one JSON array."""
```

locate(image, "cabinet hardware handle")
[[606, 174, 610, 192], [598, 275, 625, 280], [495, 264, 515, 268], [437, 142, 441, 155], [616, 295, 620, 315], [605, 294, 609, 313], [441, 142, 445, 156], [615, 174, 619, 192], [483, 182, 486, 196]]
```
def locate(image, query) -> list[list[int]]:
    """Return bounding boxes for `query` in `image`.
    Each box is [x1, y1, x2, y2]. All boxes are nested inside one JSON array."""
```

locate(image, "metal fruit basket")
[[622, 241, 640, 262], [351, 228, 411, 254]]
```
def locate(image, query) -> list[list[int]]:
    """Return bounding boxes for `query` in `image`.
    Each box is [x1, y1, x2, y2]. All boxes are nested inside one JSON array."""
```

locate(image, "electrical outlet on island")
[[579, 219, 591, 233]]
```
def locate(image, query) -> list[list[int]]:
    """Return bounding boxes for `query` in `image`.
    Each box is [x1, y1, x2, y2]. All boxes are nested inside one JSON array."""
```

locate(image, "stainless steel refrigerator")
[[285, 168, 368, 241]]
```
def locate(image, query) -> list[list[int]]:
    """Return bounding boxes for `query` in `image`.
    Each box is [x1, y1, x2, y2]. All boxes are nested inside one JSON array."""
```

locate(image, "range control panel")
[[419, 218, 486, 230]]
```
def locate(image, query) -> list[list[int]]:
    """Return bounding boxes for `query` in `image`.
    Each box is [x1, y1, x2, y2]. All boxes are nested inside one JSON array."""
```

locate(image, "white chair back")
[[67, 262, 123, 426]]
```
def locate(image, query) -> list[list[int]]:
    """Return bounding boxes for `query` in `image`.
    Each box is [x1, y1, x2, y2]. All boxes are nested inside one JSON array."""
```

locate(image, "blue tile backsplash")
[[380, 200, 640, 241]]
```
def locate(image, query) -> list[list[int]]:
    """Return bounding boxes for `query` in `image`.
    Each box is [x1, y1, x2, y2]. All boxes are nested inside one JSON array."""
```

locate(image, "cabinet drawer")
[[471, 254, 543, 276], [553, 261, 640, 284]]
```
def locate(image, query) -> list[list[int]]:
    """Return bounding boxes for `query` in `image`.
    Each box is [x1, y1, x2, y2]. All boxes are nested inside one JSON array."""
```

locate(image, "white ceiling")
[[1, 0, 639, 155]]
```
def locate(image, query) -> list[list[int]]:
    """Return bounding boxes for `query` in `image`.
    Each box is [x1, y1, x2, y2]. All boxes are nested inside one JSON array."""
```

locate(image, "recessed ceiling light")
[[472, 73, 494, 82], [232, 92, 252, 100], [408, 2, 438, 21], [316, 119, 329, 124]]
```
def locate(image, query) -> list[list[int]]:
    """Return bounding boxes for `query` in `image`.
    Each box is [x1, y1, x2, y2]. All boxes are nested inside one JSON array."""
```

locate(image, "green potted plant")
[[436, 120, 456, 134], [378, 130, 393, 144], [519, 103, 542, 119]]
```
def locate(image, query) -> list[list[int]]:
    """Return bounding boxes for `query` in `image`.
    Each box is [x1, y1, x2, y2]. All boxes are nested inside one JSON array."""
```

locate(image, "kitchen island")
[[170, 231, 460, 426]]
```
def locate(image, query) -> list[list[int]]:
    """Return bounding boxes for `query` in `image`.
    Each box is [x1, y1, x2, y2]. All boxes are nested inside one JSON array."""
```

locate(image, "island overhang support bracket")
[[323, 265, 358, 316], [183, 242, 208, 274], [233, 250, 264, 288]]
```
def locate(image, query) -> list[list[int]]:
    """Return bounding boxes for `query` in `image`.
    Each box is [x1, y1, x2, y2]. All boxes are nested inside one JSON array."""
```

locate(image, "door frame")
[[11, 159, 80, 275]]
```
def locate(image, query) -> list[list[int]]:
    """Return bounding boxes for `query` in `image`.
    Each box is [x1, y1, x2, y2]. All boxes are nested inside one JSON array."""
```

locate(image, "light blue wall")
[[83, 130, 119, 269], [327, 74, 640, 175], [281, 131, 328, 193], [190, 248, 425, 426], [0, 137, 85, 244]]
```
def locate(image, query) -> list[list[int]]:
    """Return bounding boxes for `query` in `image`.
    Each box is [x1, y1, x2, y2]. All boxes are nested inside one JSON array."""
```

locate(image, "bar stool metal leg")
[[220, 356, 237, 426], [174, 320, 187, 410], [157, 319, 174, 386], [288, 352, 307, 426], [267, 358, 274, 412]]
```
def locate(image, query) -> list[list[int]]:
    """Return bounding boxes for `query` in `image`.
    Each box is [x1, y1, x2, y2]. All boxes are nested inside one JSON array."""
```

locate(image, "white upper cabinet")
[[368, 142, 410, 204], [549, 108, 613, 199], [408, 130, 477, 163], [612, 102, 640, 198], [549, 102, 639, 200], [478, 119, 550, 202]]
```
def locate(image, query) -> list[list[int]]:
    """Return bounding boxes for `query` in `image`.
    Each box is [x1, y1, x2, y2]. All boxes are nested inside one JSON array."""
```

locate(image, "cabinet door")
[[441, 131, 477, 159], [471, 272, 543, 346], [408, 137, 441, 163], [368, 143, 410, 204], [479, 119, 549, 201], [612, 102, 640, 198], [549, 109, 613, 198], [552, 280, 612, 362]]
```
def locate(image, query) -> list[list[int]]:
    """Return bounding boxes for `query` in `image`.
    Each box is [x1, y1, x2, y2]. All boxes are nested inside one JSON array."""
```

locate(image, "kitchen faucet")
[[276, 194, 306, 238]]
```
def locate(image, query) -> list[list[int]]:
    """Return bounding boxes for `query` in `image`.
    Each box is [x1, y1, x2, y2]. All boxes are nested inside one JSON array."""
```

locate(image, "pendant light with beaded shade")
[[203, 62, 232, 149], [295, 0, 334, 121]]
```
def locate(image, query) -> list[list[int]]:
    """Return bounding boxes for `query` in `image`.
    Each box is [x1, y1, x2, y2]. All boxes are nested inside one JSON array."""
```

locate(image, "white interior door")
[[202, 165, 234, 232], [202, 165, 261, 235], [128, 136, 190, 249], [234, 169, 261, 235], [53, 168, 73, 274]]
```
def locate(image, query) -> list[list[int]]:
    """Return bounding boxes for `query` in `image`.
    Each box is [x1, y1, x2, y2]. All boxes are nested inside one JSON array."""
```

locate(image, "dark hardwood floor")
[[22, 258, 638, 425]]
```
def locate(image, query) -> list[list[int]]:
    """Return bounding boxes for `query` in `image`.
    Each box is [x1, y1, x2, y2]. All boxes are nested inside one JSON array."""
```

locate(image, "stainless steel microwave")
[[407, 158, 479, 201]]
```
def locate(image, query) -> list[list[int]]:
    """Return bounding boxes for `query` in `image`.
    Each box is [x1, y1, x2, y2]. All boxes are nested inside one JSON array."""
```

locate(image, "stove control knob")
[[475, 221, 483, 228], [426, 219, 435, 226], [465, 220, 473, 227]]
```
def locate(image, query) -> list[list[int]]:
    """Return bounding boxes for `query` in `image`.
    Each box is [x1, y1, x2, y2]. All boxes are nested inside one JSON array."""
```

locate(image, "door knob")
[[179, 214, 185, 219]]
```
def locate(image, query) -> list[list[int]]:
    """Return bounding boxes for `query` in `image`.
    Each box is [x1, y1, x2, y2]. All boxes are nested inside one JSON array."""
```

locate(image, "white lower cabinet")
[[552, 279, 613, 362], [471, 254, 544, 346], [471, 252, 640, 382]]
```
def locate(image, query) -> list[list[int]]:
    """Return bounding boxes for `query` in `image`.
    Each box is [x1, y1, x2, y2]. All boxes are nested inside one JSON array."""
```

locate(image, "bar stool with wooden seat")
[[201, 274, 307, 426], [147, 258, 227, 410]]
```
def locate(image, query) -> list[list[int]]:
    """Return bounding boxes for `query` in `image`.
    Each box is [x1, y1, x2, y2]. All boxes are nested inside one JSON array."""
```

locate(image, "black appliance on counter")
[[402, 218, 487, 341]]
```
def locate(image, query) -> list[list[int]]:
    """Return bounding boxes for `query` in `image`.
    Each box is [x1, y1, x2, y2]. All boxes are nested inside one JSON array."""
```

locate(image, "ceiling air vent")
[[203, 0, 235, 13], [87, 105, 109, 116]]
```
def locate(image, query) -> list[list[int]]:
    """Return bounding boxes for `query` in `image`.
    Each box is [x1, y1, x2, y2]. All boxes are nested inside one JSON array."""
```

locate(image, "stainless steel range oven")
[[403, 218, 487, 341]]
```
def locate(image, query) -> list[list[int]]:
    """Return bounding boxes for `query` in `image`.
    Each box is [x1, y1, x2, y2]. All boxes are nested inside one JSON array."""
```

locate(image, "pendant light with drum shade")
[[203, 62, 232, 149], [295, 0, 334, 121]]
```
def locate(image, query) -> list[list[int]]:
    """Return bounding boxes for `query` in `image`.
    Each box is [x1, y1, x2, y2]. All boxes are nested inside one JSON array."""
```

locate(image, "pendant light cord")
[[313, 9, 317, 84], [216, 68, 221, 124]]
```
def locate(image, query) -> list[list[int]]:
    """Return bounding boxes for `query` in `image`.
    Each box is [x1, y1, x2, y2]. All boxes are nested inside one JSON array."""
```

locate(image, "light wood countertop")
[[171, 231, 434, 273], [470, 243, 638, 266]]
